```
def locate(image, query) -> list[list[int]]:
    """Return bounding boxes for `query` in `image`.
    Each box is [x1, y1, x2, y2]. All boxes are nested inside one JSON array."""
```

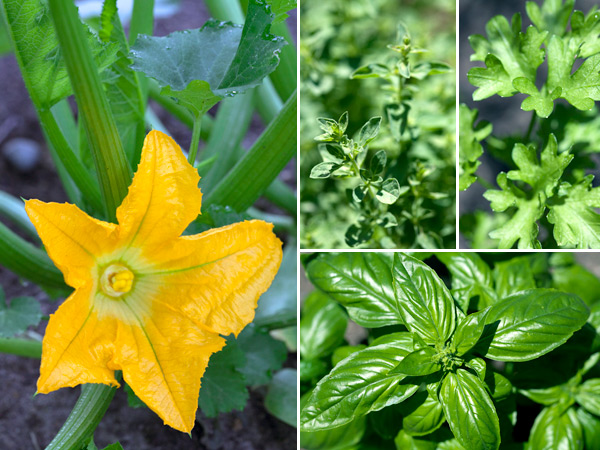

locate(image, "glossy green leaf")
[[331, 345, 367, 367], [130, 0, 286, 117], [452, 309, 488, 356], [520, 384, 569, 406], [390, 346, 440, 376], [529, 405, 583, 450], [493, 255, 539, 299], [465, 357, 486, 381], [392, 253, 456, 345], [576, 407, 600, 450], [479, 289, 589, 362], [305, 253, 400, 328], [483, 370, 513, 401], [0, 287, 42, 338], [300, 333, 418, 431], [440, 369, 500, 450], [300, 290, 348, 360], [575, 379, 600, 416], [552, 263, 600, 307], [265, 369, 297, 427], [437, 253, 496, 311], [402, 391, 446, 437]]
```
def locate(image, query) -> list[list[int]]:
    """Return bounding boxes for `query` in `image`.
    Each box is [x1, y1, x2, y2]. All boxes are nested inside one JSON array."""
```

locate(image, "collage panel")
[[0, 0, 297, 448], [459, 0, 600, 249], [299, 251, 600, 449], [300, 0, 457, 250]]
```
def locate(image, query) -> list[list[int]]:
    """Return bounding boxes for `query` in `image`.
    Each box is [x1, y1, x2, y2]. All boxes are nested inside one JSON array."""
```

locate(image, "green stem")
[[263, 179, 296, 215], [45, 384, 117, 450], [0, 222, 67, 291], [188, 114, 203, 164], [49, 0, 132, 221], [204, 91, 296, 211], [0, 190, 40, 241], [0, 338, 42, 358], [525, 111, 537, 142]]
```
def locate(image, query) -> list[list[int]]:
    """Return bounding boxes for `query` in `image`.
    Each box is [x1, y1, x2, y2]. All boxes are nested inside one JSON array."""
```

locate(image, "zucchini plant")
[[300, 252, 600, 449], [460, 0, 600, 249]]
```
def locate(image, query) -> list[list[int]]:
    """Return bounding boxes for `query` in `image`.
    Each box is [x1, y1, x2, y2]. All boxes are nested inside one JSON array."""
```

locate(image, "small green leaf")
[[513, 76, 557, 118], [370, 150, 387, 174], [0, 287, 42, 338], [310, 162, 341, 179], [452, 309, 488, 356], [300, 333, 418, 431], [377, 212, 399, 228], [478, 289, 589, 362], [575, 379, 600, 416], [324, 143, 346, 160], [130, 0, 286, 117], [459, 104, 492, 191], [376, 178, 405, 204], [300, 290, 348, 360], [576, 407, 600, 450], [529, 405, 583, 450], [265, 369, 297, 427], [358, 116, 382, 146], [351, 63, 389, 79], [402, 391, 446, 437], [390, 346, 440, 376], [344, 223, 373, 247], [124, 383, 146, 409], [392, 253, 456, 345], [440, 369, 500, 450], [305, 253, 400, 328], [198, 337, 248, 416]]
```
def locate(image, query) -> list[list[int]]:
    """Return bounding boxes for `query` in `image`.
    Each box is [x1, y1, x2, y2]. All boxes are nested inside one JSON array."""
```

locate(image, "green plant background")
[[300, 0, 456, 249]]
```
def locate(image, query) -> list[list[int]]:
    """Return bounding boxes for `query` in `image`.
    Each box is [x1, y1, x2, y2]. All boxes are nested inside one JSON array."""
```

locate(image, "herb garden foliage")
[[300, 252, 600, 450], [461, 0, 600, 249], [300, 0, 456, 249], [0, 0, 297, 444]]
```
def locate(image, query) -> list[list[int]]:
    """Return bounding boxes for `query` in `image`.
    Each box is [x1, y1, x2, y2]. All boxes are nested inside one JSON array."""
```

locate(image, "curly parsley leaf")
[[483, 135, 572, 248], [459, 104, 492, 191], [547, 175, 600, 248]]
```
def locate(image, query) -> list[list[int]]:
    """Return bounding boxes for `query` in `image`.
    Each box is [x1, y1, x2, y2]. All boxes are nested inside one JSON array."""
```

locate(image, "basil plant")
[[300, 252, 600, 450]]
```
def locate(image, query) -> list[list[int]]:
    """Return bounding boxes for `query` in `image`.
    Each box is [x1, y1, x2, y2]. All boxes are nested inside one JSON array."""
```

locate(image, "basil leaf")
[[520, 385, 570, 406], [402, 391, 446, 437], [529, 405, 584, 450], [483, 370, 513, 401], [452, 309, 487, 356], [392, 253, 456, 345], [300, 391, 366, 450], [390, 346, 440, 376], [465, 357, 486, 381], [300, 333, 418, 430], [493, 255, 540, 299], [331, 345, 366, 367], [300, 291, 348, 360], [576, 407, 600, 450], [438, 253, 497, 311], [305, 253, 400, 327], [575, 379, 600, 416], [440, 369, 500, 450], [369, 403, 404, 440], [478, 289, 589, 362]]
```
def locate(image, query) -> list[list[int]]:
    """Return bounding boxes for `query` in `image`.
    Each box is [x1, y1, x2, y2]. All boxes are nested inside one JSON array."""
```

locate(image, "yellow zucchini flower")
[[25, 130, 283, 432]]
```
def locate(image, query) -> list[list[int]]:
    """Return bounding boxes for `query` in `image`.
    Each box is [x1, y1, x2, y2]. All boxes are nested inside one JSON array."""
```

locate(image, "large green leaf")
[[493, 255, 540, 299], [198, 337, 248, 416], [1, 0, 118, 108], [305, 253, 400, 328], [237, 324, 287, 387], [552, 262, 600, 306], [130, 0, 286, 117], [440, 369, 500, 450], [300, 290, 348, 360], [452, 309, 488, 356], [528, 405, 584, 450], [576, 407, 600, 450], [575, 379, 600, 416], [392, 253, 456, 345], [478, 289, 589, 362], [300, 333, 418, 431], [437, 253, 496, 311], [0, 287, 42, 338], [401, 391, 446, 437]]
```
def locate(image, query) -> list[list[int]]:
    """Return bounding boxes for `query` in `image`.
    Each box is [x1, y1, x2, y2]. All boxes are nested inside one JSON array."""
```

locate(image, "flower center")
[[100, 264, 134, 297]]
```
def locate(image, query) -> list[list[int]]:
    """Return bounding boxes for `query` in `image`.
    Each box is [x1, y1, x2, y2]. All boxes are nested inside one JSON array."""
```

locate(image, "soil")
[[0, 1, 297, 449]]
